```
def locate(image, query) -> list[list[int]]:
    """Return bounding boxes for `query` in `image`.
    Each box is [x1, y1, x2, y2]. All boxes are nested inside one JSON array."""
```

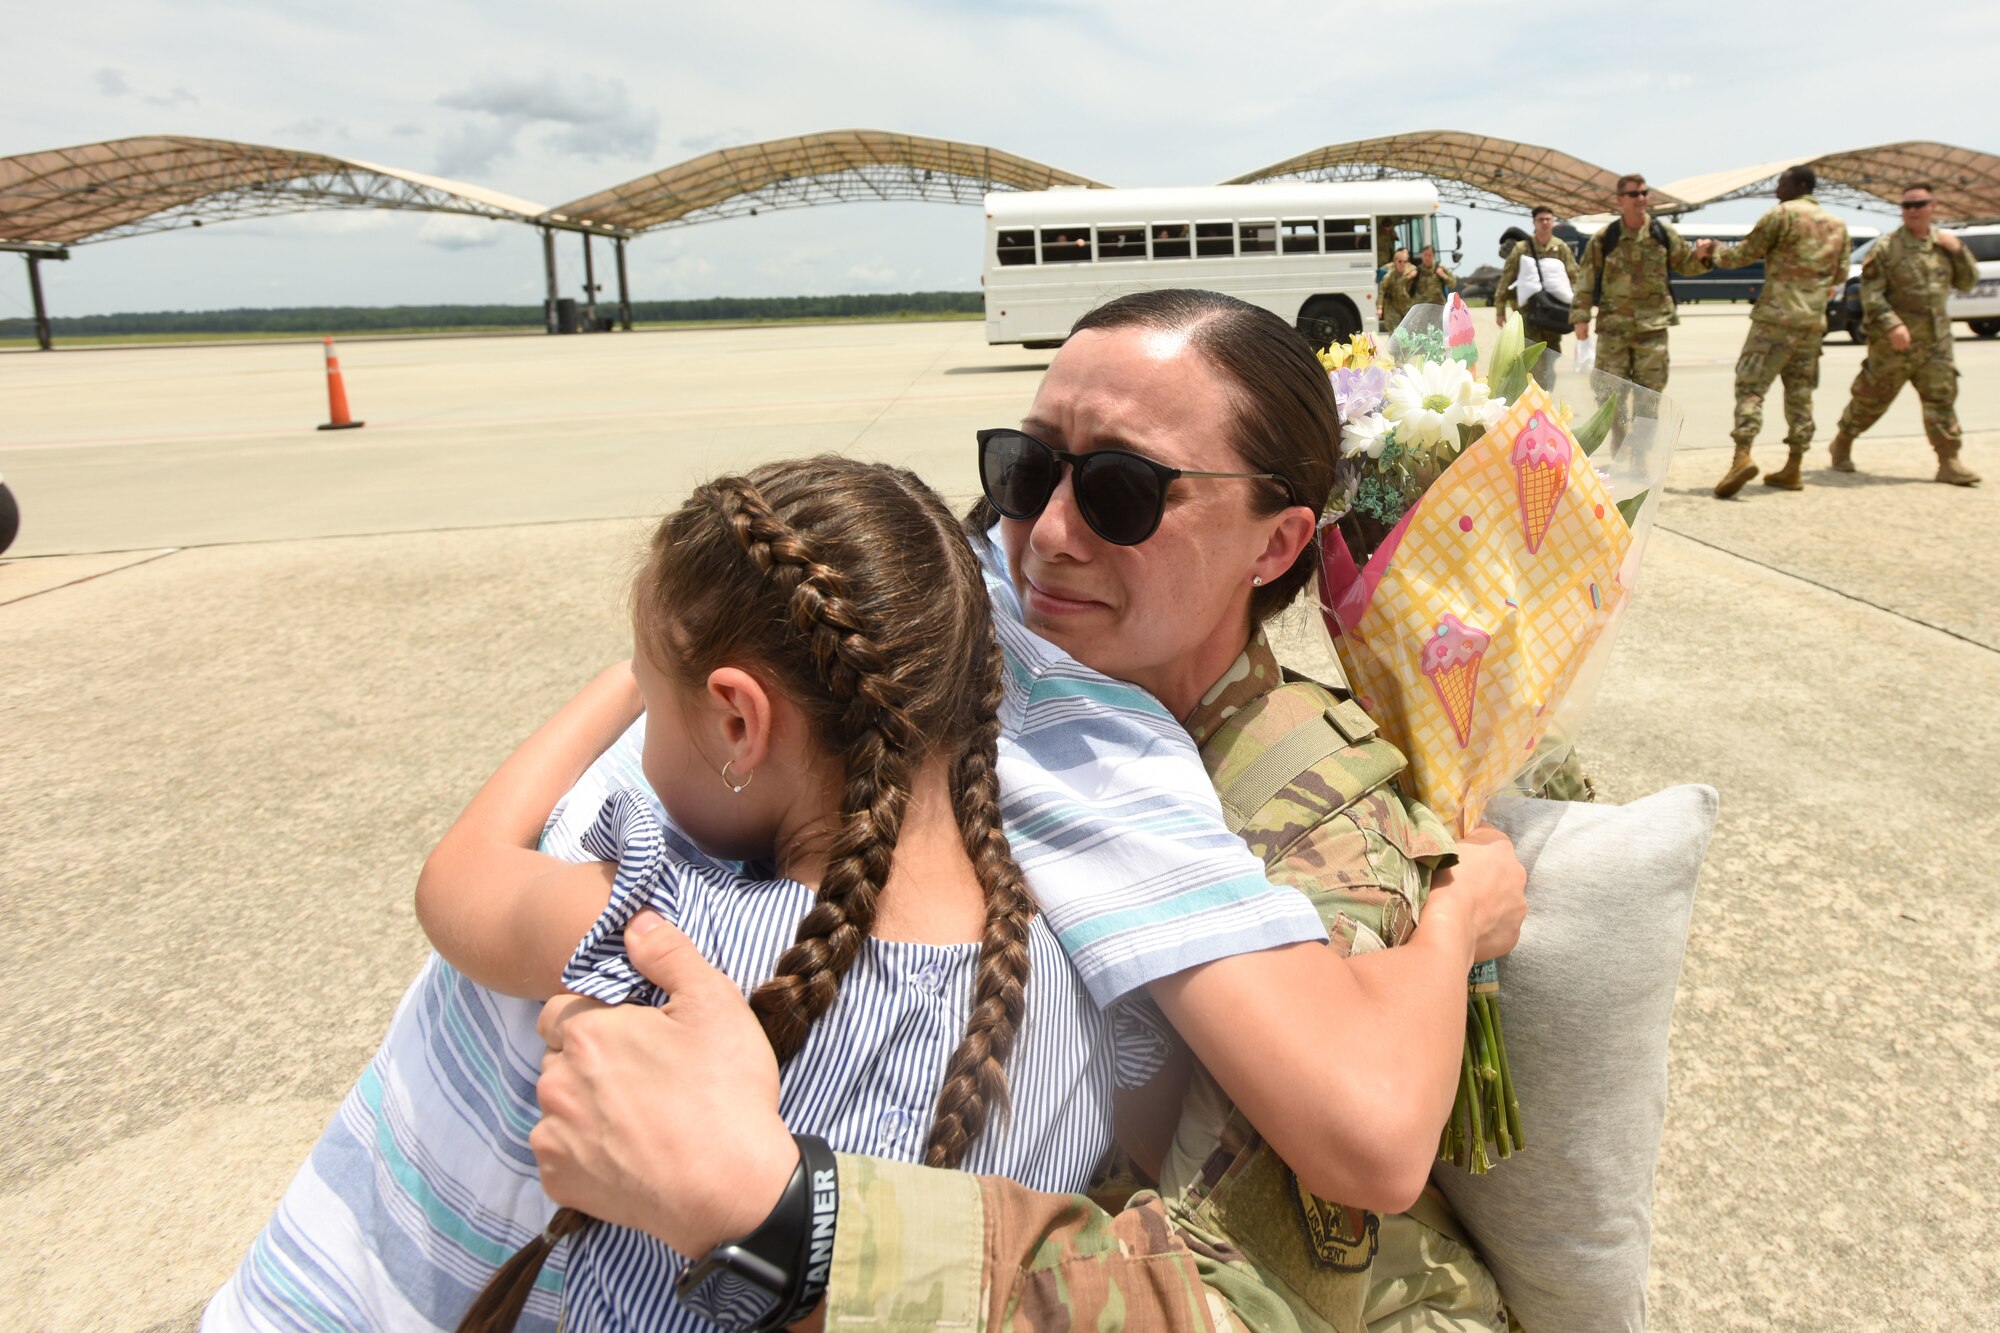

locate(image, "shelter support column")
[[541, 226, 559, 334], [616, 238, 632, 331], [25, 254, 52, 351], [582, 234, 598, 328]]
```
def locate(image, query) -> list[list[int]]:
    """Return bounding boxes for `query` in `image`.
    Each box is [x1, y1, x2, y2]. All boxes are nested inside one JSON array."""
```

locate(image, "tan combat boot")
[[1713, 445, 1758, 499], [1763, 450, 1805, 490], [1936, 453, 1982, 486], [1827, 430, 1857, 472]]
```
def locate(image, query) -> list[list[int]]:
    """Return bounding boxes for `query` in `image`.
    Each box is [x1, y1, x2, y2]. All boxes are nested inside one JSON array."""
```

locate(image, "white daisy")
[[1383, 358, 1479, 450]]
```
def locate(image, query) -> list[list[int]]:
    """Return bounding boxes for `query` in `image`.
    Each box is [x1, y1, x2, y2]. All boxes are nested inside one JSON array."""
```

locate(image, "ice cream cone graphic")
[[1510, 409, 1573, 554], [1421, 613, 1490, 748]]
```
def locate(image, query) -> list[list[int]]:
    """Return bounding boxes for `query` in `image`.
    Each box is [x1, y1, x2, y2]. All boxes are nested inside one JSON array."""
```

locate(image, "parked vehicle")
[[1824, 225, 2000, 342], [982, 182, 1457, 347]]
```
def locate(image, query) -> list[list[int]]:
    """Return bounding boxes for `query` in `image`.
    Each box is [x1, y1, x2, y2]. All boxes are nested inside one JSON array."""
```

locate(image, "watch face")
[[677, 1251, 787, 1332]]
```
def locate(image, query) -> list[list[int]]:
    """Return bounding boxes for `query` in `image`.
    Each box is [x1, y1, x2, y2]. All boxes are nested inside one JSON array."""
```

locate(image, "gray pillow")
[[1433, 784, 1717, 1333]]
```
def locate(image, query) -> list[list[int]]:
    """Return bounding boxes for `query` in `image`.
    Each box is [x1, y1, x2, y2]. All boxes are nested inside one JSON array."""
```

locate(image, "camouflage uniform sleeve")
[[824, 1154, 1236, 1333], [1572, 232, 1602, 325], [1494, 245, 1519, 318], [1946, 238, 1980, 292], [1860, 240, 1899, 338], [1664, 222, 1712, 277], [1560, 237, 1582, 295], [1438, 265, 1457, 289], [1713, 206, 1783, 270]]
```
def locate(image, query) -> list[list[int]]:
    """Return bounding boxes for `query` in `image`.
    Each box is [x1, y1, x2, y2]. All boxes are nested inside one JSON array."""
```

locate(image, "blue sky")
[[5, 0, 1992, 318]]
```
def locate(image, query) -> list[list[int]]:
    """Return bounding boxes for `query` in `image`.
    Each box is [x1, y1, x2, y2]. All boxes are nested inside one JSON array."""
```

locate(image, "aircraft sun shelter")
[[4, 130, 1995, 349]]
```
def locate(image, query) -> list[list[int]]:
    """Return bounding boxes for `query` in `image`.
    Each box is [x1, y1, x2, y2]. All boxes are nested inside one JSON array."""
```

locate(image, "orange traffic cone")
[[317, 336, 365, 431]]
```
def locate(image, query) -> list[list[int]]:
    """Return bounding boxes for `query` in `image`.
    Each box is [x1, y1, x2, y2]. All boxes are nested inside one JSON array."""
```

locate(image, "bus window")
[[1195, 222, 1234, 257], [996, 229, 1036, 266], [1152, 223, 1192, 259], [1282, 220, 1320, 254], [1324, 218, 1369, 252], [1097, 225, 1147, 260], [1240, 221, 1278, 254], [1040, 228, 1091, 263]]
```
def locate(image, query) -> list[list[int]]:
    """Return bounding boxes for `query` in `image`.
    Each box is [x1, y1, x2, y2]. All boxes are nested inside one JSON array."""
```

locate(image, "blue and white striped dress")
[[553, 789, 1150, 1333]]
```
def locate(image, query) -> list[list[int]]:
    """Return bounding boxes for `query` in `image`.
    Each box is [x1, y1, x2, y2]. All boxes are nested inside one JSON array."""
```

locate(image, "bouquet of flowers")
[[1316, 297, 1681, 1172]]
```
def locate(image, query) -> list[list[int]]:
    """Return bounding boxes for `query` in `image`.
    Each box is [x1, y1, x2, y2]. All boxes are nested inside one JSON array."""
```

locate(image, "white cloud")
[[433, 71, 658, 177]]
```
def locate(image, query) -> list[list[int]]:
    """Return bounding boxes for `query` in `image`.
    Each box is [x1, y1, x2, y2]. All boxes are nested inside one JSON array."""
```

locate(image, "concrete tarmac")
[[3, 309, 1997, 1330]]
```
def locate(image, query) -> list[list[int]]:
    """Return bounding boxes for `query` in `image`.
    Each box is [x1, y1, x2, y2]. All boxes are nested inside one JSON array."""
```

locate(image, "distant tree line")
[[0, 291, 984, 337]]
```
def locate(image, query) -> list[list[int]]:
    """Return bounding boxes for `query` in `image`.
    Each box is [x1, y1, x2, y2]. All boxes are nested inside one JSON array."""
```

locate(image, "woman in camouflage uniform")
[[531, 291, 1527, 1333]]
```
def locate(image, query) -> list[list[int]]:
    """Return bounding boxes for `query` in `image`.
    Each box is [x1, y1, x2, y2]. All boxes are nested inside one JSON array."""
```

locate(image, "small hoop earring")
[[1251, 575, 1265, 587], [721, 760, 753, 794]]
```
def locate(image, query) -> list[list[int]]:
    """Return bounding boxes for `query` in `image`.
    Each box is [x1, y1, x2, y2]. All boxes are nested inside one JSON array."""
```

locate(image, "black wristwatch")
[[675, 1134, 838, 1332]]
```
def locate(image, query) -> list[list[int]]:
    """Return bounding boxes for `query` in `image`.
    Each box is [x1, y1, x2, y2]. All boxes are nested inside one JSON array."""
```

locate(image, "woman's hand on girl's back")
[[533, 910, 797, 1258], [1427, 824, 1527, 962]]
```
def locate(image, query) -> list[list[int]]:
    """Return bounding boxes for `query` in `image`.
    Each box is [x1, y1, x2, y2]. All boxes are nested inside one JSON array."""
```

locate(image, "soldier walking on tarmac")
[[1408, 244, 1457, 306], [1571, 174, 1715, 391], [1829, 181, 1982, 486], [1379, 247, 1416, 331], [1710, 166, 1851, 497], [1495, 205, 1581, 388]]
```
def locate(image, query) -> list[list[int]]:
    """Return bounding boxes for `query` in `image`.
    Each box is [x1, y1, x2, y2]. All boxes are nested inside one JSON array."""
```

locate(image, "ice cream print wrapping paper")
[[1318, 302, 1675, 840], [1333, 378, 1630, 834]]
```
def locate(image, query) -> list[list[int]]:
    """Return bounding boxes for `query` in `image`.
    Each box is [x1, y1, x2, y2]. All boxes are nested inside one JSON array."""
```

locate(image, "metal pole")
[[582, 233, 598, 330], [25, 254, 52, 351], [541, 227, 559, 334], [615, 237, 633, 331]]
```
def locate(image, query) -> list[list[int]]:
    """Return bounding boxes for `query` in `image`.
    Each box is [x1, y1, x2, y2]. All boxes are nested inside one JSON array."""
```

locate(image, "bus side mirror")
[[1452, 248, 1463, 265]]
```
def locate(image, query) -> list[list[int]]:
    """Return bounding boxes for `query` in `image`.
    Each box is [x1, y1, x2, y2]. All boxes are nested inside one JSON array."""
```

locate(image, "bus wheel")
[[1847, 321, 1865, 344], [1971, 319, 2000, 339], [1022, 340, 1065, 350], [1297, 297, 1361, 347]]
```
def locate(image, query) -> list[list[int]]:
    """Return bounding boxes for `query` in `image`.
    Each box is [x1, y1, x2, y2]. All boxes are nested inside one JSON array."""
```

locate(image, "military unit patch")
[[1287, 1168, 1380, 1272]]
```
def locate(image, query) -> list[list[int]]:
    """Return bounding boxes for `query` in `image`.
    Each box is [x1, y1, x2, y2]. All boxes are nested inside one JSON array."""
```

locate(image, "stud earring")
[[1251, 575, 1265, 586], [721, 760, 753, 794]]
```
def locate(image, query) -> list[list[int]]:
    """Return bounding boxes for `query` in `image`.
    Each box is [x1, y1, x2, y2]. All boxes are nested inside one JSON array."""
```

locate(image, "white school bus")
[[983, 181, 1448, 347]]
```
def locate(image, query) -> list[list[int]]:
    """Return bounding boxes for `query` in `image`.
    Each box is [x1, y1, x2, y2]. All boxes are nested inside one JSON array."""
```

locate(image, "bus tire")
[[1022, 340, 1065, 350], [1297, 296, 1361, 347], [1847, 321, 1865, 344], [0, 482, 18, 557], [1971, 319, 2000, 339]]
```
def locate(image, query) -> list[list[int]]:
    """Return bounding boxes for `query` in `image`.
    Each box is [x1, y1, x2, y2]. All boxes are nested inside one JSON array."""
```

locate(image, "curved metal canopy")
[[0, 135, 555, 247], [1225, 131, 1687, 217], [546, 129, 1108, 233], [1660, 141, 2000, 222]]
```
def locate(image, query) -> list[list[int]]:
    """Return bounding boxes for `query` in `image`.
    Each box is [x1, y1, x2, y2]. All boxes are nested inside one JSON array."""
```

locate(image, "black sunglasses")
[[1618, 188, 1650, 198], [977, 428, 1292, 546], [1901, 199, 1933, 210]]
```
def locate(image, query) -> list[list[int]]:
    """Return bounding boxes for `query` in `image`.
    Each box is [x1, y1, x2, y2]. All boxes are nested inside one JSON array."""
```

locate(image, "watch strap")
[[673, 1133, 838, 1333]]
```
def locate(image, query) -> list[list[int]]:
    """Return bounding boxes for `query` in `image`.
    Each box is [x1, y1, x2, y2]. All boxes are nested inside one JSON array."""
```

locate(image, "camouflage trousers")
[[1381, 303, 1412, 333], [1836, 336, 1963, 455], [1732, 320, 1823, 451], [1594, 327, 1670, 392]]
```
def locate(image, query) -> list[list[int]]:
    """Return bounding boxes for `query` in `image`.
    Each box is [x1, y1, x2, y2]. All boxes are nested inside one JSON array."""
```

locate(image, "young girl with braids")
[[204, 455, 1150, 1333]]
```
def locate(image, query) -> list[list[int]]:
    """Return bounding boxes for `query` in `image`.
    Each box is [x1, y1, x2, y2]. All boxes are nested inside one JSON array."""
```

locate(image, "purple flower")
[[1333, 365, 1388, 424]]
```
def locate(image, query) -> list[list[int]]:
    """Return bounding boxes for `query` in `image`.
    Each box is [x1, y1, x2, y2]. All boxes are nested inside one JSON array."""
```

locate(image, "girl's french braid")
[[713, 479, 921, 1060]]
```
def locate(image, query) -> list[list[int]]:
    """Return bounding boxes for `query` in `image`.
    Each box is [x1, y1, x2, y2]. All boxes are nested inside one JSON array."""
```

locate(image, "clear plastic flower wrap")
[[1313, 299, 1683, 1171]]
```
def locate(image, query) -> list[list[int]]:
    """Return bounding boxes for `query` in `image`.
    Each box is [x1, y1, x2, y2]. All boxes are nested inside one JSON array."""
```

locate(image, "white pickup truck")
[[1827, 225, 2000, 342]]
